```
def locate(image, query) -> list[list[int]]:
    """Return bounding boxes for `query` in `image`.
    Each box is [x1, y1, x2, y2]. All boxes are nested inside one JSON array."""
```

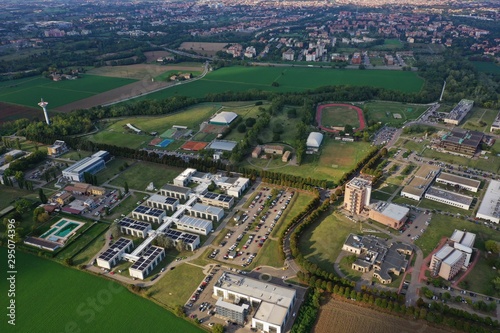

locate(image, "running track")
[[316, 103, 366, 133]]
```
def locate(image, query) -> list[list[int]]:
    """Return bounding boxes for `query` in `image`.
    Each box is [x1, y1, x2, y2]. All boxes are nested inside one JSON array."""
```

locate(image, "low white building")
[[160, 184, 192, 201], [424, 187, 473, 210], [129, 246, 165, 280], [306, 132, 324, 149], [176, 215, 213, 235], [435, 172, 481, 192], [117, 217, 152, 238], [132, 205, 166, 224], [96, 238, 133, 270], [476, 180, 500, 223], [188, 203, 224, 221], [146, 194, 179, 212]]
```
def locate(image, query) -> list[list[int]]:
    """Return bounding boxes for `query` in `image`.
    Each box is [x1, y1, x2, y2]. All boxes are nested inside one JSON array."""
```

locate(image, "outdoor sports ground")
[[137, 66, 425, 101], [316, 103, 366, 132]]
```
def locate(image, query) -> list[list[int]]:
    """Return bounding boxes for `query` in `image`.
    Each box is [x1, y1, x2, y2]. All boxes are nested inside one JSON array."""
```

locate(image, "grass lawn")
[[96, 158, 133, 184], [360, 101, 428, 126], [321, 105, 361, 128], [462, 107, 499, 132], [416, 198, 474, 216], [471, 61, 500, 75], [272, 191, 316, 237], [242, 139, 372, 185], [60, 150, 93, 161], [0, 74, 136, 108], [55, 222, 109, 261], [0, 185, 32, 210], [0, 248, 203, 333], [137, 66, 424, 100], [421, 149, 500, 174], [148, 263, 205, 308], [72, 234, 106, 266], [88, 131, 151, 149], [461, 254, 499, 297], [371, 190, 392, 201], [299, 209, 362, 274], [107, 192, 141, 220], [414, 215, 500, 258], [248, 239, 284, 269], [109, 161, 183, 191]]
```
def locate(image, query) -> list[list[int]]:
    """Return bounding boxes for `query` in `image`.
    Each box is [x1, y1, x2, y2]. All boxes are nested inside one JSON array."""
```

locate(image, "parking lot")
[[372, 126, 397, 146], [399, 207, 431, 242], [214, 186, 295, 267]]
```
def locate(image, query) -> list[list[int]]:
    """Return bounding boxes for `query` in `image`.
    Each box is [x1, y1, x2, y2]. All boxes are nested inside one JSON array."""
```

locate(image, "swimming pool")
[[54, 222, 81, 238], [156, 139, 173, 148], [40, 228, 58, 239]]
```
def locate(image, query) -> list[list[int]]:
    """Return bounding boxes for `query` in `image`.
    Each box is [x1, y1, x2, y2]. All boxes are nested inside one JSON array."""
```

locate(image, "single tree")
[[39, 188, 48, 204]]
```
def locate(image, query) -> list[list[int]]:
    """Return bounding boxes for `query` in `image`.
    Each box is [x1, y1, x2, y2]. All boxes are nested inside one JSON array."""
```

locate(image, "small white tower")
[[38, 98, 50, 125]]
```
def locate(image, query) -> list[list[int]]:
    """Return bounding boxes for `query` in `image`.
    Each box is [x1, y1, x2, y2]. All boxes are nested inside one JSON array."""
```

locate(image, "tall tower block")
[[38, 98, 50, 125]]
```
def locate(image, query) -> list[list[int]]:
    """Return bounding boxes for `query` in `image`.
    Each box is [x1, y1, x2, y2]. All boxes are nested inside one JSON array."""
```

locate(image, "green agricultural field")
[[148, 263, 205, 308], [321, 105, 361, 128], [109, 161, 183, 191], [472, 61, 500, 75], [0, 248, 203, 333], [154, 70, 201, 82], [299, 209, 362, 274], [360, 101, 429, 126], [138, 66, 424, 100], [0, 75, 136, 108]]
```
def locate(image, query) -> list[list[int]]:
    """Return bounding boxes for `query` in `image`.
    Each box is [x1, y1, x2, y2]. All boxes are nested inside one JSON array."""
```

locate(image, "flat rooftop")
[[347, 177, 372, 190], [436, 172, 481, 189], [190, 203, 223, 216], [476, 180, 500, 220], [450, 229, 476, 248], [401, 164, 440, 198], [215, 272, 295, 309], [426, 186, 474, 206], [254, 301, 289, 326], [147, 194, 178, 205], [161, 184, 192, 194], [372, 202, 409, 221], [434, 244, 455, 260]]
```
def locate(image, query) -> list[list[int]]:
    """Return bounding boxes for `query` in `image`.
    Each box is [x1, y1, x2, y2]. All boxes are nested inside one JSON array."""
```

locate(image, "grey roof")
[[208, 140, 237, 151], [190, 203, 224, 216], [425, 186, 473, 206], [161, 184, 191, 194], [178, 215, 213, 230], [147, 194, 178, 205], [476, 180, 500, 220], [372, 202, 409, 221]]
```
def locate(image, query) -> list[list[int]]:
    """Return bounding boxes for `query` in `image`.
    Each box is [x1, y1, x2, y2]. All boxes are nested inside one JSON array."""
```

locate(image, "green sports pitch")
[[0, 248, 203, 333], [0, 75, 136, 109], [138, 66, 425, 100]]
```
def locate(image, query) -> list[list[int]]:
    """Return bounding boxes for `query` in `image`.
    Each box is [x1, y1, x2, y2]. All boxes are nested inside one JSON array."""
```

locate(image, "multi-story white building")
[[132, 205, 166, 224], [117, 217, 152, 238], [214, 272, 296, 333], [146, 194, 179, 212], [96, 238, 133, 270], [435, 172, 481, 192], [129, 246, 165, 280]]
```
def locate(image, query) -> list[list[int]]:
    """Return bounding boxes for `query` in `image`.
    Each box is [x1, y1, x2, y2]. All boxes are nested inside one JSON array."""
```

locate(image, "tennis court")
[[156, 139, 174, 147], [149, 138, 163, 146], [161, 128, 177, 138], [181, 141, 208, 151]]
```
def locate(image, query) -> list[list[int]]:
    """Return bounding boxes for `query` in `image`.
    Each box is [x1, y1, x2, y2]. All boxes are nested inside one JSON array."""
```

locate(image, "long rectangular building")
[[443, 99, 474, 125], [62, 151, 109, 182], [129, 246, 165, 280], [491, 110, 500, 132], [146, 194, 179, 211], [132, 205, 166, 224], [424, 186, 474, 210], [188, 203, 224, 222], [176, 215, 213, 235], [164, 229, 200, 251], [435, 172, 481, 192], [401, 164, 440, 201], [476, 180, 500, 223], [118, 217, 152, 238], [368, 202, 409, 230], [439, 128, 483, 157], [96, 238, 133, 270], [160, 184, 192, 201], [201, 192, 234, 209]]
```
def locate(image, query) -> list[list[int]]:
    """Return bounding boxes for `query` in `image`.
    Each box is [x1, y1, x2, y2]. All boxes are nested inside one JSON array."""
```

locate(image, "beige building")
[[430, 244, 466, 280], [282, 151, 291, 162], [368, 202, 409, 230], [400, 164, 440, 201], [263, 145, 284, 155], [344, 177, 372, 214], [251, 146, 262, 158]]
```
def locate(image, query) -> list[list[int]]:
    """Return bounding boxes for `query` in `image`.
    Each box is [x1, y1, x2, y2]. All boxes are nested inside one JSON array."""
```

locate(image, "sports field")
[[359, 101, 429, 126], [109, 161, 183, 191], [138, 66, 424, 100], [88, 131, 149, 150], [0, 248, 203, 333], [0, 75, 136, 108], [321, 106, 360, 128]]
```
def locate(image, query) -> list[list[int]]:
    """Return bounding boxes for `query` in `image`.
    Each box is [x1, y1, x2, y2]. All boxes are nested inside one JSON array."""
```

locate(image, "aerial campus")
[[1, 1, 500, 333]]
